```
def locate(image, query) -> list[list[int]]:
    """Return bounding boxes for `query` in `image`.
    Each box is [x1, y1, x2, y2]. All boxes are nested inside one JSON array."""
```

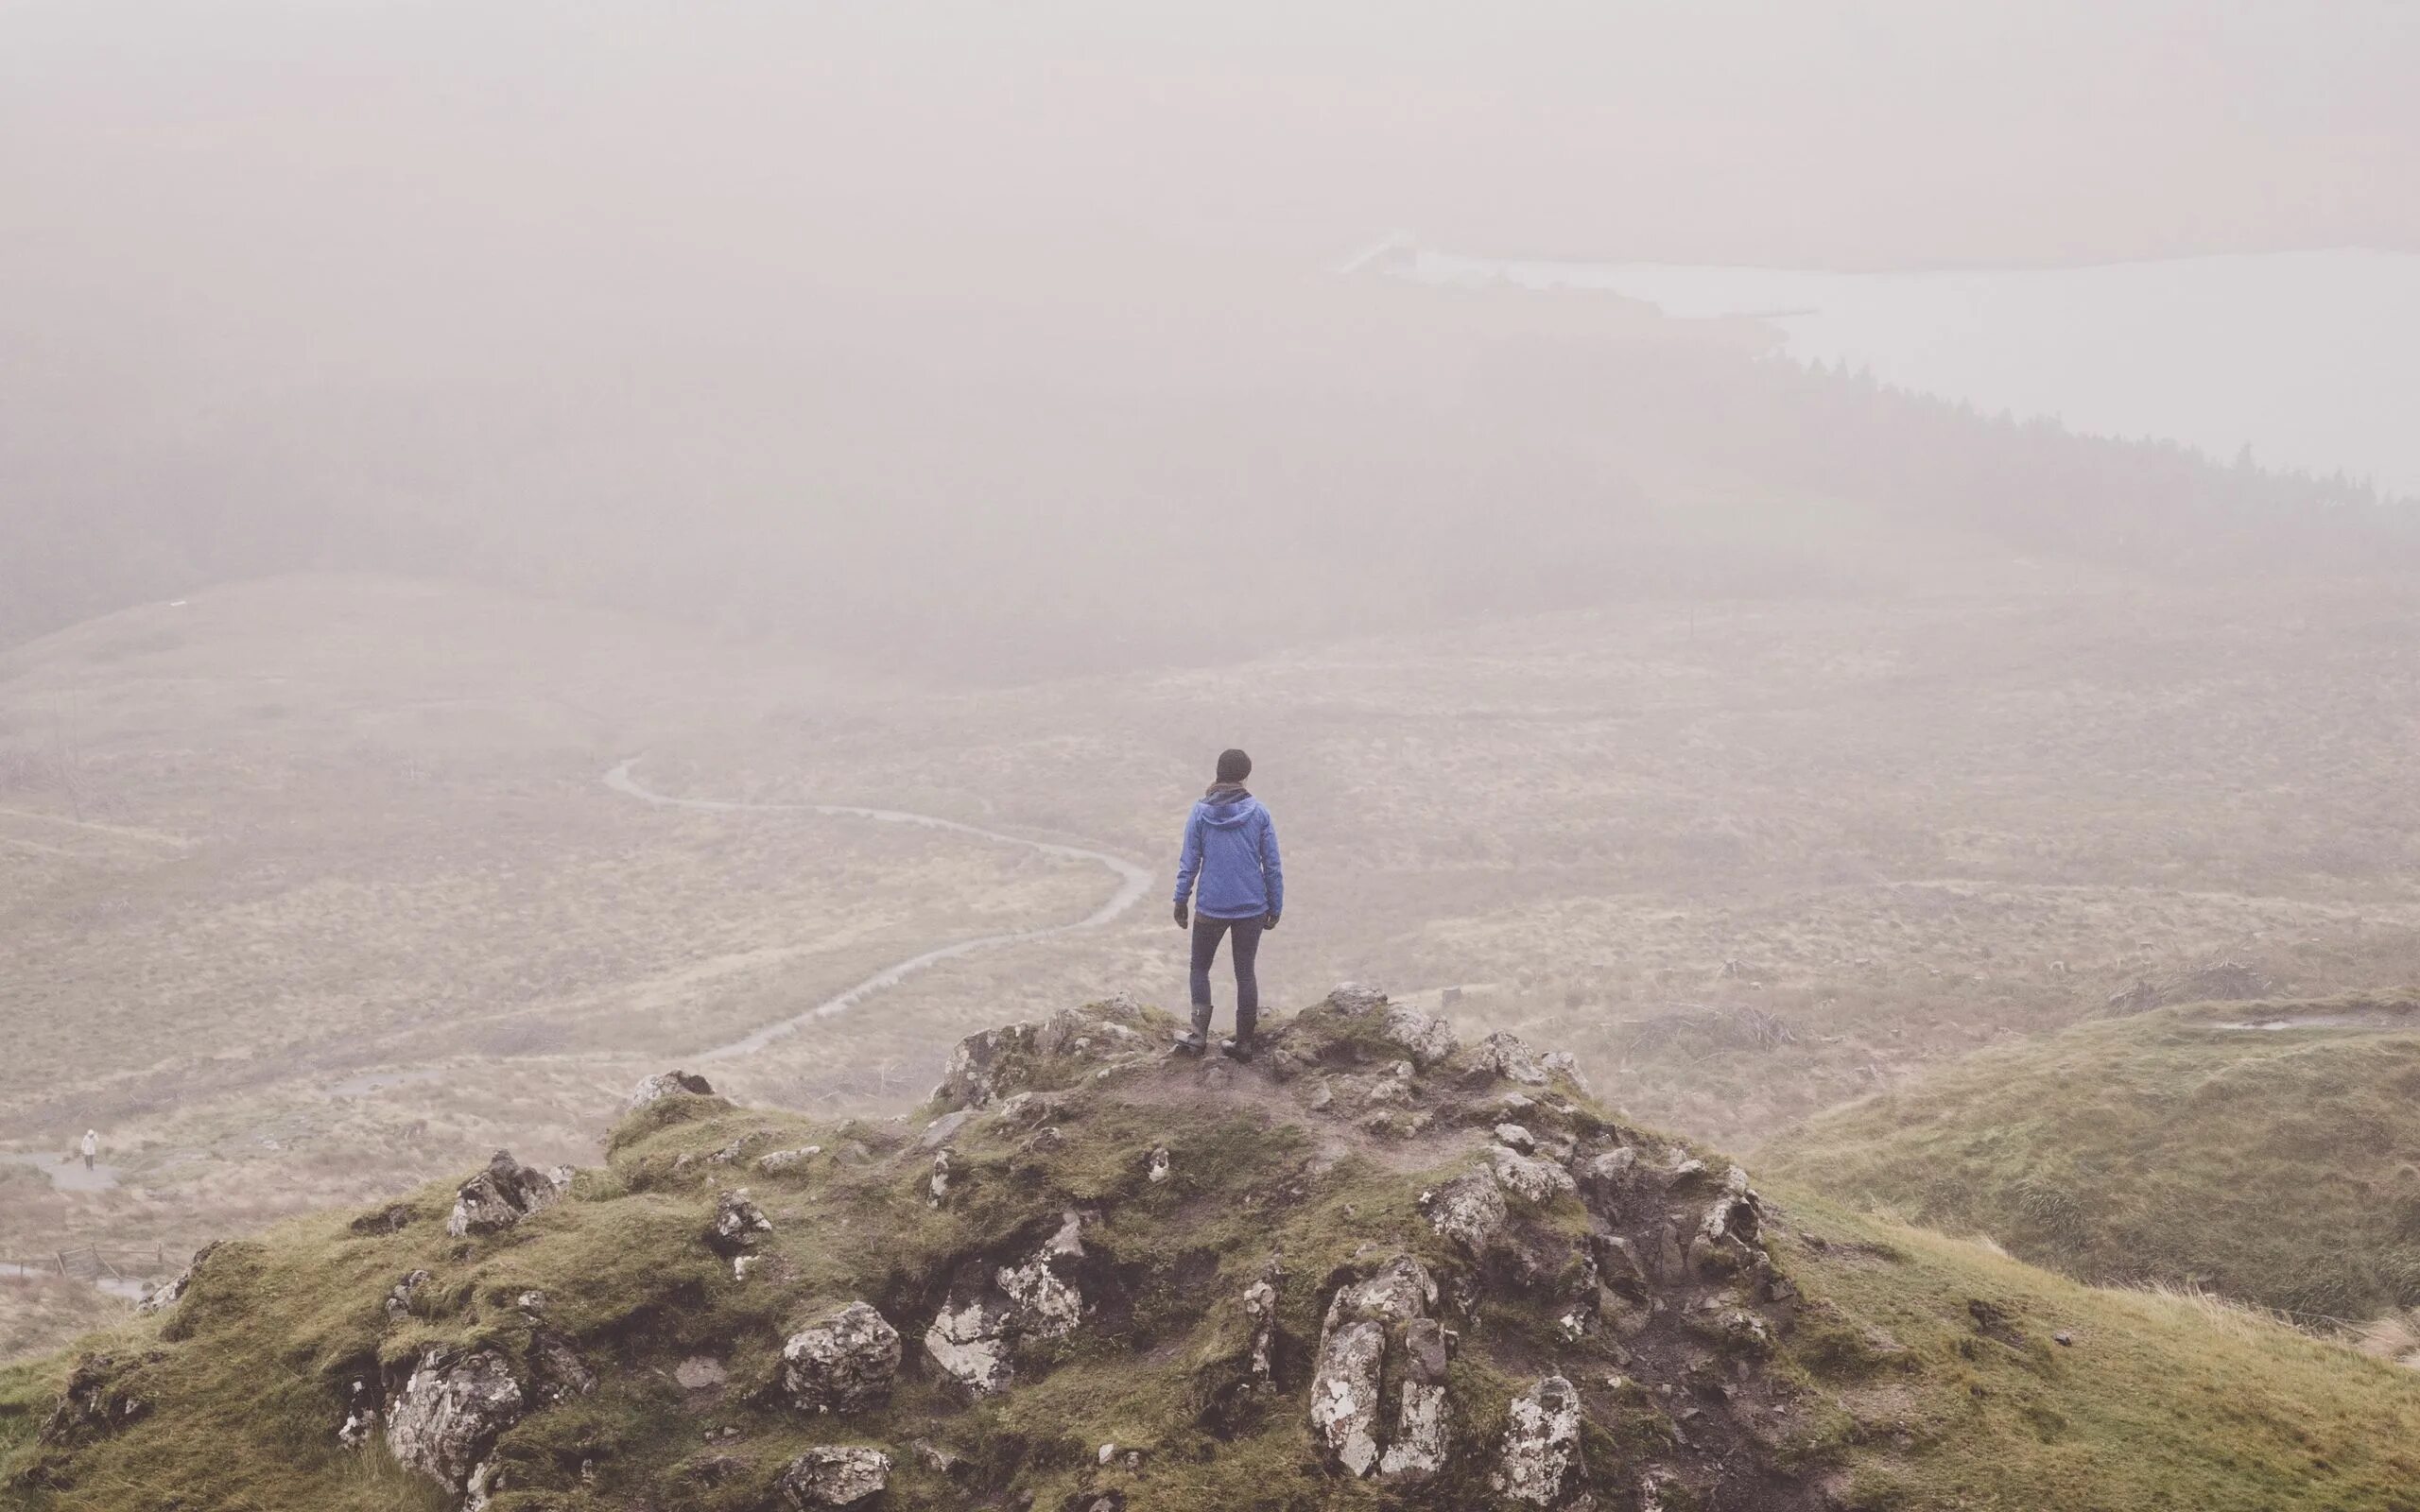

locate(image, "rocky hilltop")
[[9, 988, 2420, 1511]]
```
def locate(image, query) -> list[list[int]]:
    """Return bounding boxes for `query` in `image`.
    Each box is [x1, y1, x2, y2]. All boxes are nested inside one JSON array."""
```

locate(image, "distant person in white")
[[80, 1129, 98, 1171]]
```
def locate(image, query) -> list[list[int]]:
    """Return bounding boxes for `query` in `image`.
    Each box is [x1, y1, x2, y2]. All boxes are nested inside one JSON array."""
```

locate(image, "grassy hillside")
[[15, 574, 2420, 1369], [1762, 994, 2420, 1323], [8, 995, 2420, 1512]]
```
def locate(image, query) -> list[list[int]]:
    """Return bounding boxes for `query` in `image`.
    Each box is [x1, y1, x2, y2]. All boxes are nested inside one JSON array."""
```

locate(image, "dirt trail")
[[0, 1152, 121, 1194], [606, 758, 1152, 1060]]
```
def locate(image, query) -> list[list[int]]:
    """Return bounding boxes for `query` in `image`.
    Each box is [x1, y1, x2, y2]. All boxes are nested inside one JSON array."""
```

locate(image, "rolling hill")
[[9, 993, 2420, 1511], [1761, 994, 2420, 1325]]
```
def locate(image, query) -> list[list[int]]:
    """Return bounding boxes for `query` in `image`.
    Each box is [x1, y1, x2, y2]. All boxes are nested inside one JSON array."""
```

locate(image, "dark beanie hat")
[[1216, 747, 1253, 783]]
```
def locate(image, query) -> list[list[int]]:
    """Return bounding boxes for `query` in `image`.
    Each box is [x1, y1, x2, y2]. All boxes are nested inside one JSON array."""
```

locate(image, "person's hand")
[[1174, 902, 1190, 930], [1263, 912, 1280, 931]]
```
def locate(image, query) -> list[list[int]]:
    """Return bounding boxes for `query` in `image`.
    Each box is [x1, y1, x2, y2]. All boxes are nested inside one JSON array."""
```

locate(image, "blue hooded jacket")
[[1172, 782, 1284, 920]]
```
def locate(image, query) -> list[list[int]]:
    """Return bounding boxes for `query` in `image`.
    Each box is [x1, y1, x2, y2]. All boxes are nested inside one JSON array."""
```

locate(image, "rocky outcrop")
[[1472, 1030, 1550, 1086], [1309, 1256, 1449, 1483], [445, 1151, 568, 1239], [626, 1069, 716, 1111], [37, 1352, 161, 1449], [782, 1302, 903, 1413], [933, 1000, 1161, 1111], [1378, 1317, 1452, 1483], [386, 1269, 431, 1322], [778, 1446, 890, 1507], [708, 1188, 774, 1256], [1423, 1167, 1509, 1254], [1243, 1278, 1279, 1386], [1691, 1166, 1764, 1276], [1315, 983, 1463, 1070], [759, 1145, 822, 1174], [136, 1242, 222, 1315], [924, 1211, 1090, 1396], [1495, 1375, 1582, 1506], [385, 1348, 524, 1503], [1491, 1145, 1579, 1205]]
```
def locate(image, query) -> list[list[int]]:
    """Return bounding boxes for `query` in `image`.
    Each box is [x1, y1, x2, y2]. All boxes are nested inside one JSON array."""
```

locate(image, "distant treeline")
[[5, 276, 2408, 678]]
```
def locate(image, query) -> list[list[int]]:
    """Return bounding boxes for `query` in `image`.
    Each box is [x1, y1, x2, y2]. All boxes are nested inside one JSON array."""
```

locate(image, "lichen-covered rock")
[[1326, 982, 1390, 1016], [445, 1151, 567, 1238], [1693, 1167, 1765, 1276], [1310, 1316, 1387, 1476], [385, 1348, 524, 1500], [1472, 1031, 1549, 1087], [782, 1302, 903, 1413], [924, 1294, 1014, 1397], [1423, 1168, 1509, 1254], [1495, 1122, 1538, 1153], [1377, 1316, 1452, 1483], [1243, 1279, 1278, 1384], [778, 1445, 891, 1507], [1382, 1004, 1461, 1069], [386, 1269, 431, 1323], [1490, 1146, 1579, 1204], [933, 1022, 1041, 1110], [1495, 1375, 1583, 1505], [707, 1189, 774, 1255], [626, 1069, 715, 1111], [923, 1211, 1089, 1395], [1312, 1257, 1449, 1481], [997, 1210, 1087, 1337], [920, 1108, 976, 1149], [136, 1242, 222, 1315], [1579, 1146, 1642, 1203]]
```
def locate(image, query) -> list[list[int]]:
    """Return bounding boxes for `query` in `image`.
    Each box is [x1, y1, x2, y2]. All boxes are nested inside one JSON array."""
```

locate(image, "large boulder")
[[1471, 1031, 1550, 1087], [923, 1211, 1090, 1396], [1310, 984, 1461, 1069], [1494, 1375, 1583, 1505], [778, 1446, 891, 1507], [932, 1022, 1042, 1110], [385, 1348, 524, 1502], [626, 1069, 716, 1111], [1490, 1146, 1579, 1205], [1309, 1315, 1386, 1476], [1377, 1317, 1451, 1483], [782, 1303, 903, 1413], [445, 1152, 567, 1239], [1310, 1257, 1450, 1483], [1423, 1168, 1509, 1254]]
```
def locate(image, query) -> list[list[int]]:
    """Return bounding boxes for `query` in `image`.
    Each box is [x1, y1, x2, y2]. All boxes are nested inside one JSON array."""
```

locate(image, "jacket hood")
[[1198, 782, 1259, 828]]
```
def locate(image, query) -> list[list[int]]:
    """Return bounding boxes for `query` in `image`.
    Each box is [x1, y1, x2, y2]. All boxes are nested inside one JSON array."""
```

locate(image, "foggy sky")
[[5, 2, 2417, 672]]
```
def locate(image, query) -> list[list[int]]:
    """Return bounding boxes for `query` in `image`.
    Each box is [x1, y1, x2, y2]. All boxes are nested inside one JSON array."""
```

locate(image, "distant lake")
[[1376, 244, 2420, 499]]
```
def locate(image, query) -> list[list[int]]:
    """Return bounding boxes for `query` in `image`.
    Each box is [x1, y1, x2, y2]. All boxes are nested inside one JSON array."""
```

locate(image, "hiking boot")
[[1219, 1036, 1258, 1064], [1171, 1030, 1208, 1056]]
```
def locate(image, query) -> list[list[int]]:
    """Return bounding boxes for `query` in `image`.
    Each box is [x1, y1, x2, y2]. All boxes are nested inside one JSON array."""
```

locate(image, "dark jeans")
[[1189, 914, 1265, 1042]]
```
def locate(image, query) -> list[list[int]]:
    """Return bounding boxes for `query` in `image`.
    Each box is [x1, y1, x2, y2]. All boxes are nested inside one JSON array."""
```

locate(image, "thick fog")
[[5, 1, 2418, 673]]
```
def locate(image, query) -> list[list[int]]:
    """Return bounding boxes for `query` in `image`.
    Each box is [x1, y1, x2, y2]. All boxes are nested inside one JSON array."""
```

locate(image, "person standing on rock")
[[80, 1129, 98, 1172], [1171, 747, 1284, 1060]]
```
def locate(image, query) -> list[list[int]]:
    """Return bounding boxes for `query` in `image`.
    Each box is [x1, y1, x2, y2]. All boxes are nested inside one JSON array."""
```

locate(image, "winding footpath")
[[603, 758, 1153, 1060]]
